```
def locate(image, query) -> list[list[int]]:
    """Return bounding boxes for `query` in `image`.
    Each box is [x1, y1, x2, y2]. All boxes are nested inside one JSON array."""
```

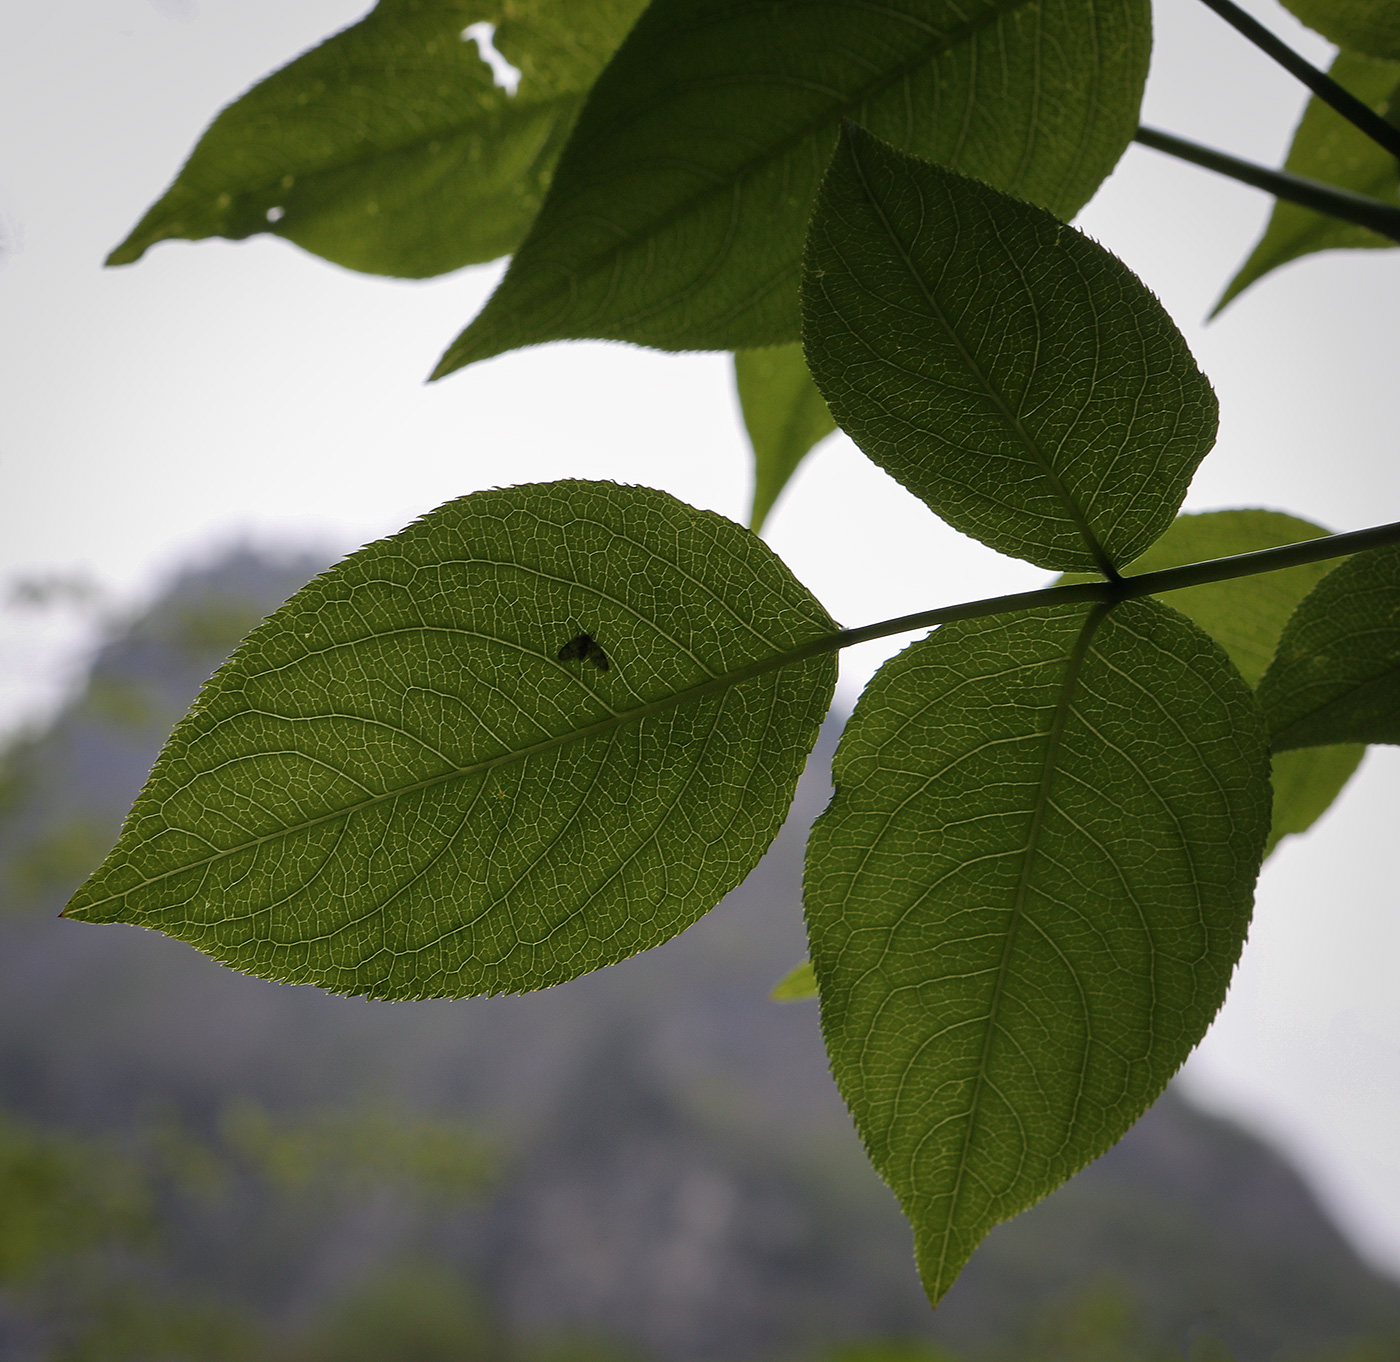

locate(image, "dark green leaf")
[[771, 957, 818, 1001], [805, 599, 1270, 1305], [802, 126, 1216, 574], [1215, 52, 1400, 314], [107, 0, 645, 279], [433, 0, 1151, 374], [1111, 509, 1364, 854], [735, 345, 837, 534], [1279, 0, 1400, 60], [65, 482, 837, 1000], [1258, 543, 1400, 750]]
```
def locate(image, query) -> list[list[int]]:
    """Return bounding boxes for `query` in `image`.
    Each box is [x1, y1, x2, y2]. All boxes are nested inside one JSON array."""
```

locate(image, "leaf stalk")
[[829, 518, 1400, 655], [1134, 126, 1400, 242], [1191, 0, 1400, 160]]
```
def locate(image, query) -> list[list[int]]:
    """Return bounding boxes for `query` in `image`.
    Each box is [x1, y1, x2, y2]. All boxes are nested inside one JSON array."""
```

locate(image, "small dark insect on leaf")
[[557, 632, 610, 670]]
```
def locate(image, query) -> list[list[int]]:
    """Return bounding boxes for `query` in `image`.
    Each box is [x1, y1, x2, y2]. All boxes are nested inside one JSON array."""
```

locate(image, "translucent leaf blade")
[[735, 345, 837, 534], [805, 599, 1271, 1305], [801, 126, 1217, 574], [1258, 543, 1400, 751], [1280, 0, 1400, 61], [771, 958, 818, 1001], [65, 482, 837, 1001], [107, 0, 645, 279], [1215, 53, 1400, 314], [433, 0, 1151, 373], [1106, 509, 1366, 852]]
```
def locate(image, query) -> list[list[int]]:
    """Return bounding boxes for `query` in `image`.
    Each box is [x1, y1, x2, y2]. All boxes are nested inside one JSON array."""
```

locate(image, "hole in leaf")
[[461, 21, 521, 95], [265, 206, 285, 223]]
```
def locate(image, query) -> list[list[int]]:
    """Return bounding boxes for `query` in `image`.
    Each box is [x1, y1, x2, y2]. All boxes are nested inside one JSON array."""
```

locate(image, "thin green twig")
[[828, 518, 1400, 655], [1192, 0, 1400, 160], [70, 518, 1400, 912], [1135, 126, 1400, 242]]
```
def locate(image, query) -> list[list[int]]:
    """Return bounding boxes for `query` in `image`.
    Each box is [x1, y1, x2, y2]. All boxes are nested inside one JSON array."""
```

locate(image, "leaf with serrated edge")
[[803, 125, 1216, 574], [433, 0, 1150, 374], [735, 345, 837, 534], [805, 599, 1270, 1305], [64, 482, 837, 1001], [1107, 510, 1364, 854], [107, 0, 645, 279], [1215, 52, 1400, 314], [1281, 0, 1400, 61], [1258, 543, 1400, 751]]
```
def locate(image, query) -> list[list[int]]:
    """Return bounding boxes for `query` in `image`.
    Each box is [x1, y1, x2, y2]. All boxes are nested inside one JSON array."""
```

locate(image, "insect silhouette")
[[556, 632, 610, 671]]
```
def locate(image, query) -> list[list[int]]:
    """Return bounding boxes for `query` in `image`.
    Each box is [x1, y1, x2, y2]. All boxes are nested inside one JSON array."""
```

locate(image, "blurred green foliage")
[[0, 1111, 149, 1283]]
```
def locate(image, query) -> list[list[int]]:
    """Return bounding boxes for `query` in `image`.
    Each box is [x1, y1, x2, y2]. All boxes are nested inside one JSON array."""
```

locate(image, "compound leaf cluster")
[[77, 0, 1398, 1315]]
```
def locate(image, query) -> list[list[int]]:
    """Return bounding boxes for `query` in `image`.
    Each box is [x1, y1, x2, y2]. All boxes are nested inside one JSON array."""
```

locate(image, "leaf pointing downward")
[[735, 345, 837, 534], [65, 482, 836, 1001], [804, 599, 1270, 1305], [802, 126, 1218, 574]]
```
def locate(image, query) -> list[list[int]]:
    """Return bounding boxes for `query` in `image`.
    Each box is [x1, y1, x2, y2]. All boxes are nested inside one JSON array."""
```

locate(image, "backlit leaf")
[[1114, 509, 1364, 853], [1258, 543, 1400, 750], [107, 0, 645, 279], [805, 599, 1270, 1305], [803, 126, 1216, 573], [65, 482, 837, 1000], [1215, 52, 1400, 314], [433, 0, 1150, 373], [735, 345, 837, 534], [771, 957, 818, 1001], [1280, 0, 1400, 60]]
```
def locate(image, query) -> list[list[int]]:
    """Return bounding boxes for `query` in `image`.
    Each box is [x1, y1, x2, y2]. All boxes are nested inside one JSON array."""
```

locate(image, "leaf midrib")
[[840, 131, 1118, 578], [139, 88, 583, 226], [65, 630, 834, 917], [439, 0, 1037, 369], [932, 602, 1109, 1287], [1270, 656, 1400, 749]]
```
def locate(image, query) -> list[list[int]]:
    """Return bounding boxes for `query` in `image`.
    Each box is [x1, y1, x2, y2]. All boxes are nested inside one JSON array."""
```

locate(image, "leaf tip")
[[104, 235, 147, 268], [1207, 275, 1247, 319], [429, 326, 492, 382], [770, 958, 817, 1001]]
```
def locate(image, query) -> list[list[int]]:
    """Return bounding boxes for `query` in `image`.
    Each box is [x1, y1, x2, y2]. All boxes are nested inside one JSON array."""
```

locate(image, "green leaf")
[[1258, 543, 1400, 751], [1279, 0, 1400, 60], [1214, 52, 1400, 314], [805, 599, 1271, 1305], [735, 345, 837, 534], [432, 0, 1151, 374], [64, 482, 837, 1000], [1119, 511, 1337, 686], [1266, 744, 1366, 850], [1110, 509, 1364, 853], [771, 957, 818, 1001], [802, 126, 1216, 574], [107, 0, 645, 278]]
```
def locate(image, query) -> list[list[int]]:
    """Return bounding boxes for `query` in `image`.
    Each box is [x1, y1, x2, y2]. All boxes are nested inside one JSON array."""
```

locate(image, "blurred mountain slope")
[[1, 548, 1398, 1361]]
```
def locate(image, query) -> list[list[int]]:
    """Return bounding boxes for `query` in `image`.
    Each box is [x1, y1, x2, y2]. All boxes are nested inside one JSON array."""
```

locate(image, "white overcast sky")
[[3, 0, 1399, 1274]]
